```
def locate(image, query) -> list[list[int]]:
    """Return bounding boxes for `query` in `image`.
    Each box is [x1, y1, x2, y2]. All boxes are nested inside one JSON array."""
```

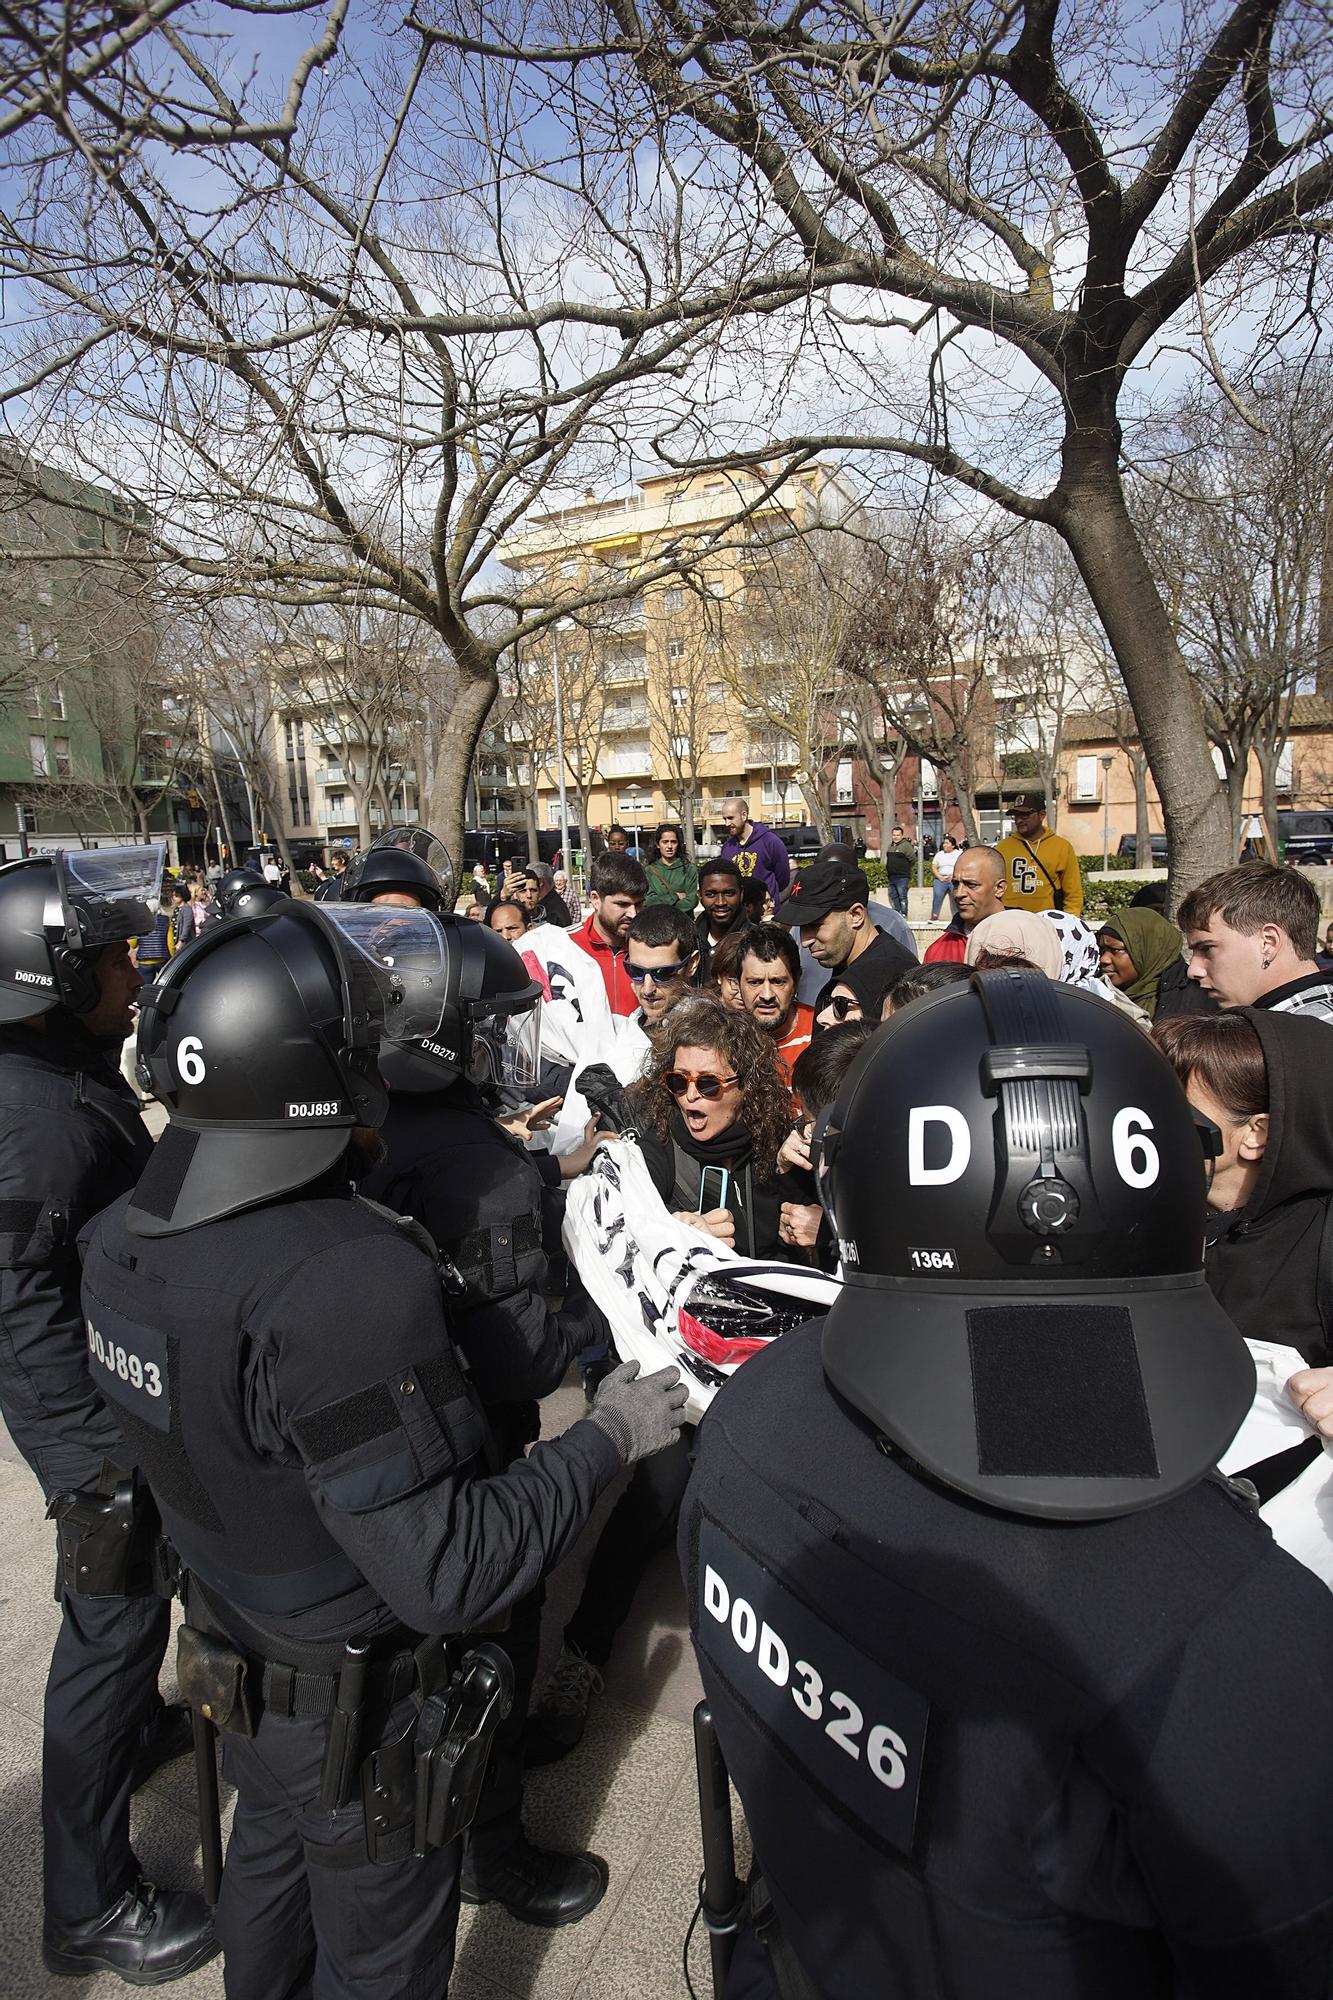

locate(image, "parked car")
[[462, 826, 529, 870], [774, 822, 867, 861], [1276, 811, 1333, 865], [1116, 834, 1169, 866]]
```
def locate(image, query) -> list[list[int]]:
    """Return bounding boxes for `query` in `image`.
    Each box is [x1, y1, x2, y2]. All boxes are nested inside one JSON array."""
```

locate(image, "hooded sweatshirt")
[[1203, 1007, 1333, 1367]]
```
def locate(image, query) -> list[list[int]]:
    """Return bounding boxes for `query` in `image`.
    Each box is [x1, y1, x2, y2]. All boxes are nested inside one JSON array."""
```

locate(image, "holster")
[[176, 1624, 259, 1738], [360, 1642, 514, 1866], [47, 1464, 160, 1599]]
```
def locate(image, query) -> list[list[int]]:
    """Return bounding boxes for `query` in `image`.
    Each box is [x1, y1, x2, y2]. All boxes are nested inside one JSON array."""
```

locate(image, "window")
[[329, 791, 346, 815], [560, 559, 577, 578], [835, 757, 854, 805], [29, 734, 48, 777], [25, 679, 40, 719], [1276, 741, 1295, 791], [708, 731, 728, 754], [617, 791, 651, 815], [16, 622, 33, 657], [919, 756, 939, 800], [670, 685, 687, 707], [52, 736, 71, 777], [547, 799, 565, 827], [1074, 756, 1100, 802], [707, 682, 725, 703], [48, 682, 65, 720], [666, 638, 685, 661], [664, 588, 683, 611], [671, 734, 690, 758]]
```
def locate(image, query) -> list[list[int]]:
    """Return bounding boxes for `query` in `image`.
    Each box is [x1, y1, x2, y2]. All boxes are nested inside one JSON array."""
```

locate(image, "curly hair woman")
[[628, 993, 803, 1258]]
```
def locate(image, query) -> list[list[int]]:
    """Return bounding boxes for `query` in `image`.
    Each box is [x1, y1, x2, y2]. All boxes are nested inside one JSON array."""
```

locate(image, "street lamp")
[[550, 619, 574, 877], [1100, 755, 1114, 869]]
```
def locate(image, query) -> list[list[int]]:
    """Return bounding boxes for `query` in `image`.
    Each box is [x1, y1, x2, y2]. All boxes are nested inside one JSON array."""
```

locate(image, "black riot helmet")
[[815, 969, 1255, 1522], [324, 905, 542, 1101], [0, 844, 164, 1021], [217, 867, 286, 920], [342, 827, 456, 913], [127, 900, 436, 1235]]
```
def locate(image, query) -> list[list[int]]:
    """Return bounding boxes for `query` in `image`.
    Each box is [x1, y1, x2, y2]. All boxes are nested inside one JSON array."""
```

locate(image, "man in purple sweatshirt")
[[719, 796, 795, 908]]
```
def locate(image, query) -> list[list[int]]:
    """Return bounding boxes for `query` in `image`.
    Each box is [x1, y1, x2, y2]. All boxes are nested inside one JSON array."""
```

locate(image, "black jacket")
[[681, 1324, 1333, 2000], [0, 1022, 153, 1496], [1152, 953, 1217, 1021], [640, 1115, 803, 1262], [80, 1168, 623, 1654], [1204, 1007, 1333, 1367], [537, 888, 573, 929], [361, 1090, 602, 1415], [812, 927, 916, 1021]]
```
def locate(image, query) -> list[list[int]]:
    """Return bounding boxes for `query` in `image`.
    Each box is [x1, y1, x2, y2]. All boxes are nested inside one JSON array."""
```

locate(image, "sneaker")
[[523, 1643, 602, 1766]]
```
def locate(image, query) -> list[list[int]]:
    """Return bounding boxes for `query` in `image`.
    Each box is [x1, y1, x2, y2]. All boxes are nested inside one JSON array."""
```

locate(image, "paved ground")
[[0, 1374, 735, 1999]]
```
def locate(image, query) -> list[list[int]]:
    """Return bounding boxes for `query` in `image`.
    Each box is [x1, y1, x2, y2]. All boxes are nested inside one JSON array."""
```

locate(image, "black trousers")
[[218, 1703, 459, 2000], [565, 1428, 695, 1666], [466, 1584, 542, 1866], [43, 1584, 170, 1922]]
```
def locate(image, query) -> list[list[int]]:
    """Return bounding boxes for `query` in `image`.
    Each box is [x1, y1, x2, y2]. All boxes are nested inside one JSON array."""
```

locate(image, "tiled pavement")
[[0, 1378, 737, 1999]]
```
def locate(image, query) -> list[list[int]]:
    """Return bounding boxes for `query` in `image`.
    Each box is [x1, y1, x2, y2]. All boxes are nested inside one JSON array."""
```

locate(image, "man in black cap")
[[680, 969, 1333, 1999], [775, 861, 915, 1021]]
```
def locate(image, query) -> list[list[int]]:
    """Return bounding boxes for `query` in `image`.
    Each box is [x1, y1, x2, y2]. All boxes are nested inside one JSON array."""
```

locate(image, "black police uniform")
[[361, 1087, 605, 1876], [681, 1325, 1333, 2000], [0, 1017, 166, 1927], [81, 1159, 625, 1998]]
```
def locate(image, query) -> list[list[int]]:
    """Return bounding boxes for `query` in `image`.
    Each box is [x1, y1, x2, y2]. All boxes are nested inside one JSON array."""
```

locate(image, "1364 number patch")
[[908, 1247, 957, 1273], [695, 1517, 929, 1855]]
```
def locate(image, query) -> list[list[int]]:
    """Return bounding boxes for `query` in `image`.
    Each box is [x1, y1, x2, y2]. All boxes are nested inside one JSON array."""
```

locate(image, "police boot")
[[43, 1879, 220, 1985], [460, 1834, 609, 1928]]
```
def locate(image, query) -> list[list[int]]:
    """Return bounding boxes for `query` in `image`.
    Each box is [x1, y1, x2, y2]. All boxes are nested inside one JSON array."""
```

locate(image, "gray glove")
[[587, 1359, 689, 1464]]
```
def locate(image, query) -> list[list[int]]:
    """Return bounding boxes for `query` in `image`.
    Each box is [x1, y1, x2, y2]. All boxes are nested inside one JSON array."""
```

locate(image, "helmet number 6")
[[177, 1035, 207, 1087], [1111, 1107, 1158, 1189]]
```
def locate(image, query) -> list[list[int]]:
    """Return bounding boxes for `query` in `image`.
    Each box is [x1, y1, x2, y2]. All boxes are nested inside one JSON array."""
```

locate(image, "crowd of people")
[[0, 797, 1331, 1999]]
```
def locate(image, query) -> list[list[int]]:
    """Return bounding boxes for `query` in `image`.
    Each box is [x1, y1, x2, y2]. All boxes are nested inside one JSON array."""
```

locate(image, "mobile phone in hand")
[[699, 1165, 730, 1213]]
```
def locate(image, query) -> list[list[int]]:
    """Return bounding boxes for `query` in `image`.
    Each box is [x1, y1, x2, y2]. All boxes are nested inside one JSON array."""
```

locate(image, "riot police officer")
[[681, 968, 1333, 1999], [80, 898, 686, 1998], [341, 825, 454, 911], [0, 845, 213, 1983], [215, 867, 286, 921], [355, 906, 612, 1927]]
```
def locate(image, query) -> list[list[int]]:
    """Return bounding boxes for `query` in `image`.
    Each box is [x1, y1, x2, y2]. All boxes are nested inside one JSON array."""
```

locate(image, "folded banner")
[[563, 1141, 839, 1423], [1219, 1340, 1333, 1590]]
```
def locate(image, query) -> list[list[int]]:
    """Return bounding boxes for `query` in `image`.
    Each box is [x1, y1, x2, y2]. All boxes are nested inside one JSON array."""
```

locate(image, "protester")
[[706, 924, 751, 1010], [996, 788, 1083, 914], [623, 905, 701, 1028], [719, 794, 794, 906], [463, 898, 484, 922], [963, 908, 1061, 975], [528, 996, 804, 1763], [734, 924, 814, 1085], [313, 847, 349, 900], [739, 875, 770, 926], [775, 861, 915, 1020], [486, 896, 529, 946], [166, 880, 196, 954], [604, 825, 630, 853], [1155, 1009, 1333, 1369], [1179, 861, 1333, 1018], [1043, 909, 1151, 1024], [471, 858, 490, 896], [554, 867, 580, 921], [923, 844, 1006, 963], [694, 856, 748, 980], [930, 833, 960, 917], [883, 823, 915, 915], [813, 945, 901, 1029], [814, 843, 916, 959], [524, 861, 573, 928], [779, 1022, 879, 1257], [1098, 904, 1211, 1020], [643, 824, 698, 912], [568, 851, 646, 1016]]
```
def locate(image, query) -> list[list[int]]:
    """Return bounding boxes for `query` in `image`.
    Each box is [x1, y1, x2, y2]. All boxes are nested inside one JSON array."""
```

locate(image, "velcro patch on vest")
[[694, 1516, 929, 1858], [84, 1294, 171, 1432]]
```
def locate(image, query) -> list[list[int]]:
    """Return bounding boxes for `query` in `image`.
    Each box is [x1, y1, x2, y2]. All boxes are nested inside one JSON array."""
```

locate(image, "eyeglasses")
[[663, 1069, 739, 1100], [828, 994, 862, 1021], [626, 959, 683, 985]]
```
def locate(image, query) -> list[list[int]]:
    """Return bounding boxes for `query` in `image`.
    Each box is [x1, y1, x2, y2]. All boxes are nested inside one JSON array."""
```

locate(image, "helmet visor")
[[468, 992, 543, 1092], [320, 904, 454, 1044], [367, 827, 456, 909], [56, 844, 164, 946]]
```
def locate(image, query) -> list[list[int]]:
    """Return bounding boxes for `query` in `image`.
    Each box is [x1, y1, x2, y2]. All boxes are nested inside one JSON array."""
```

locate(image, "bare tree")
[[460, 0, 1333, 897]]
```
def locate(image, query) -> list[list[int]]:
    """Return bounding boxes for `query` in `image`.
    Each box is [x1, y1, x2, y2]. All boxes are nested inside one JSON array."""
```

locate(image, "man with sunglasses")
[[623, 906, 701, 1028], [775, 860, 915, 1028]]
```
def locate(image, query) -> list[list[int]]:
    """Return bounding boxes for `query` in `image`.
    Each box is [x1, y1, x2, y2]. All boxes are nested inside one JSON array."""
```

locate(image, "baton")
[[693, 1701, 744, 1999], [192, 1709, 223, 1907]]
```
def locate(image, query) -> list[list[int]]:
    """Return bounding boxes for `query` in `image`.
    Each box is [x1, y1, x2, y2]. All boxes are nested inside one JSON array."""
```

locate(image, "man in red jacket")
[[924, 845, 1006, 963], [568, 851, 647, 1015]]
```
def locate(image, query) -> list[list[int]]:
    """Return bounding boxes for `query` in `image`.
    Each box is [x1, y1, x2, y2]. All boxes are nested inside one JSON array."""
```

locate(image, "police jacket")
[[80, 1169, 624, 1654], [0, 1021, 153, 1496], [361, 1088, 602, 1411], [680, 1324, 1333, 2000]]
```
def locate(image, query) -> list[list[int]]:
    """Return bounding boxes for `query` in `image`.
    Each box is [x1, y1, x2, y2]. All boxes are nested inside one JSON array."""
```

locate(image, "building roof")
[[1064, 691, 1333, 747]]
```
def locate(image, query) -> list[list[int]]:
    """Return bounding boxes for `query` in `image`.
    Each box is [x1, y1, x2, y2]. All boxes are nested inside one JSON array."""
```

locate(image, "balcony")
[[316, 766, 345, 784], [603, 701, 650, 731], [604, 654, 647, 685], [605, 748, 653, 777], [600, 599, 645, 632], [745, 738, 798, 767]]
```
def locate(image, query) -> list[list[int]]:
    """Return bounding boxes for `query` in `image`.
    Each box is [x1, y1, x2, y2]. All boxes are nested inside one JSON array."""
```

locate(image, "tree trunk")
[[422, 664, 500, 879], [945, 768, 979, 843], [1057, 461, 1230, 910]]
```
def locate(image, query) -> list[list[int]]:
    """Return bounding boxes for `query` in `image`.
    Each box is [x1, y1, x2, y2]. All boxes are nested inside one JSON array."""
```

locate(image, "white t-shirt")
[[933, 848, 959, 881]]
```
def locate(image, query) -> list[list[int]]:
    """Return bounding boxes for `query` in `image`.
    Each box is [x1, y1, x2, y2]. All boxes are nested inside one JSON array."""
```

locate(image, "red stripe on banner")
[[679, 1309, 771, 1366]]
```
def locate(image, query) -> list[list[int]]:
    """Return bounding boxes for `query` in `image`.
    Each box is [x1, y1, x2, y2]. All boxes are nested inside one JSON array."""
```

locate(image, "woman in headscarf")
[[1098, 905, 1212, 1021], [963, 910, 1062, 976]]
